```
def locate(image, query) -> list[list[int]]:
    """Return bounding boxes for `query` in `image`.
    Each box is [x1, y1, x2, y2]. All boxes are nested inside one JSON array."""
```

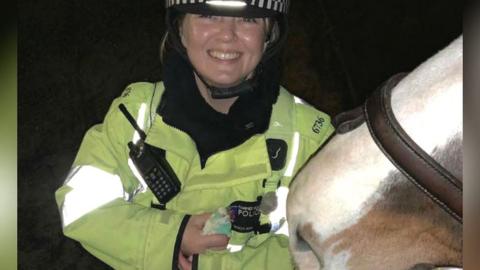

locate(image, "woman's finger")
[[178, 253, 192, 270]]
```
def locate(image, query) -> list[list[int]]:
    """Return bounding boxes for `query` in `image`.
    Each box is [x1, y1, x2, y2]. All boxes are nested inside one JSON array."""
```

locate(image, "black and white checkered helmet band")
[[166, 0, 289, 15]]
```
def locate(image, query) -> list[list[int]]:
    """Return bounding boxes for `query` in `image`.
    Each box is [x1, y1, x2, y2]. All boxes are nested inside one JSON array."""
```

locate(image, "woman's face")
[[180, 14, 268, 88]]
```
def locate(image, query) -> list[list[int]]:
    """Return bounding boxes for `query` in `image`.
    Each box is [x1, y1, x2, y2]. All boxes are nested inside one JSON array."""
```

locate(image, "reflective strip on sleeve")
[[266, 98, 302, 235], [61, 166, 125, 227], [284, 131, 300, 177], [227, 244, 244, 253], [267, 100, 302, 234]]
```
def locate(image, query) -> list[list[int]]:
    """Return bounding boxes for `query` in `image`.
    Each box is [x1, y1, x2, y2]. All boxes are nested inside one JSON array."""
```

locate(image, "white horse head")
[[287, 36, 463, 270]]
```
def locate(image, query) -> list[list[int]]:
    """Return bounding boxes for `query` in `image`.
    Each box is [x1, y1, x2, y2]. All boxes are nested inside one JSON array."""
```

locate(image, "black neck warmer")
[[158, 50, 281, 167]]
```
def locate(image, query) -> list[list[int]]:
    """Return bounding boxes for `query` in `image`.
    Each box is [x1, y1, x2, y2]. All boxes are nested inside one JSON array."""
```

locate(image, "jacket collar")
[[158, 50, 281, 168], [145, 116, 272, 184]]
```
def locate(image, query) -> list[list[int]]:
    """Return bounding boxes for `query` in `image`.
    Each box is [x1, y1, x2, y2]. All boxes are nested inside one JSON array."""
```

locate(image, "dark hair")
[[160, 12, 186, 63]]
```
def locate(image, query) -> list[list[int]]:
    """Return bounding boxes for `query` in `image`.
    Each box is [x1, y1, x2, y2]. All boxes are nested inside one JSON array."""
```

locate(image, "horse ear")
[[332, 105, 365, 134]]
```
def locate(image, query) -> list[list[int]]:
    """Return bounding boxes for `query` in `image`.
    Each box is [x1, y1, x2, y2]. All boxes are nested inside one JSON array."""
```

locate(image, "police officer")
[[56, 1, 334, 269]]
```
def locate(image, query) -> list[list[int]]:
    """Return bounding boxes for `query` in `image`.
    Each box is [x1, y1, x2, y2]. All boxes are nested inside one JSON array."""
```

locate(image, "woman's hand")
[[178, 213, 229, 269], [181, 213, 230, 256]]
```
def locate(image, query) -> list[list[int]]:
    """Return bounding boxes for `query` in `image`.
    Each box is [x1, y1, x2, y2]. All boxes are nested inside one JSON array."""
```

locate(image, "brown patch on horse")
[[315, 206, 462, 270], [319, 136, 462, 269], [321, 208, 462, 269]]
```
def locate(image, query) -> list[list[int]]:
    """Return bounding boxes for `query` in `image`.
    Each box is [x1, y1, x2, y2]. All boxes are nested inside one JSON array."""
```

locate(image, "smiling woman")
[[54, 1, 335, 270]]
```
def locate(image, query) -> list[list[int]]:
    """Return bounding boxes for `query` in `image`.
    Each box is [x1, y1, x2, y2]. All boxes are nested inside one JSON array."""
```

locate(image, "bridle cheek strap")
[[364, 73, 463, 223]]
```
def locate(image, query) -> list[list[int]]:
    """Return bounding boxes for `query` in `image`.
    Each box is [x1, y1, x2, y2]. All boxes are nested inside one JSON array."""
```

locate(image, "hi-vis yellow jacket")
[[55, 82, 334, 270]]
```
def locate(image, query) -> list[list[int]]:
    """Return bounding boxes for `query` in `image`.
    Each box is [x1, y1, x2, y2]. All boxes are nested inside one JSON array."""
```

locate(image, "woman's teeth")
[[208, 50, 241, 60]]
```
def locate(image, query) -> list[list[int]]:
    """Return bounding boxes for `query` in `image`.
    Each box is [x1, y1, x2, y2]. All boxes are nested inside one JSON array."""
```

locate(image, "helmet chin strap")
[[194, 69, 258, 99]]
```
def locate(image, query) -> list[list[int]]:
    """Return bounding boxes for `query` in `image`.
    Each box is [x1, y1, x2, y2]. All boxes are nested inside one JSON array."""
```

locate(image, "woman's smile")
[[207, 49, 242, 61]]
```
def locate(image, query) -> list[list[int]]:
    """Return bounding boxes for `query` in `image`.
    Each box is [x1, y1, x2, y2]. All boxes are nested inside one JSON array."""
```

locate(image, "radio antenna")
[[119, 104, 147, 141]]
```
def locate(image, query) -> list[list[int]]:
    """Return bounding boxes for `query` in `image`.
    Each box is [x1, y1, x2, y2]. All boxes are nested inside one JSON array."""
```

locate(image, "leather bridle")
[[364, 73, 463, 223]]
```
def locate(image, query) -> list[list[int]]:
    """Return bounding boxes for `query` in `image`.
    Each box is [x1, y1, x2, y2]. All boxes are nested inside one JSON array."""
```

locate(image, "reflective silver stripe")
[[61, 166, 124, 227], [206, 0, 247, 7], [284, 131, 300, 177], [227, 244, 243, 253], [265, 96, 302, 236], [284, 96, 303, 177], [294, 96, 306, 105]]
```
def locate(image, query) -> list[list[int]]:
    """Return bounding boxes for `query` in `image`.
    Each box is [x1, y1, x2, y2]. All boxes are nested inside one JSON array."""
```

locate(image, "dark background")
[[18, 0, 463, 269]]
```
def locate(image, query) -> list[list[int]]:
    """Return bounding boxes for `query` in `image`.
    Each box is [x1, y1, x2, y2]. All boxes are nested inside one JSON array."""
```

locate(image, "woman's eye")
[[242, 18, 258, 23], [198, 14, 215, 19]]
